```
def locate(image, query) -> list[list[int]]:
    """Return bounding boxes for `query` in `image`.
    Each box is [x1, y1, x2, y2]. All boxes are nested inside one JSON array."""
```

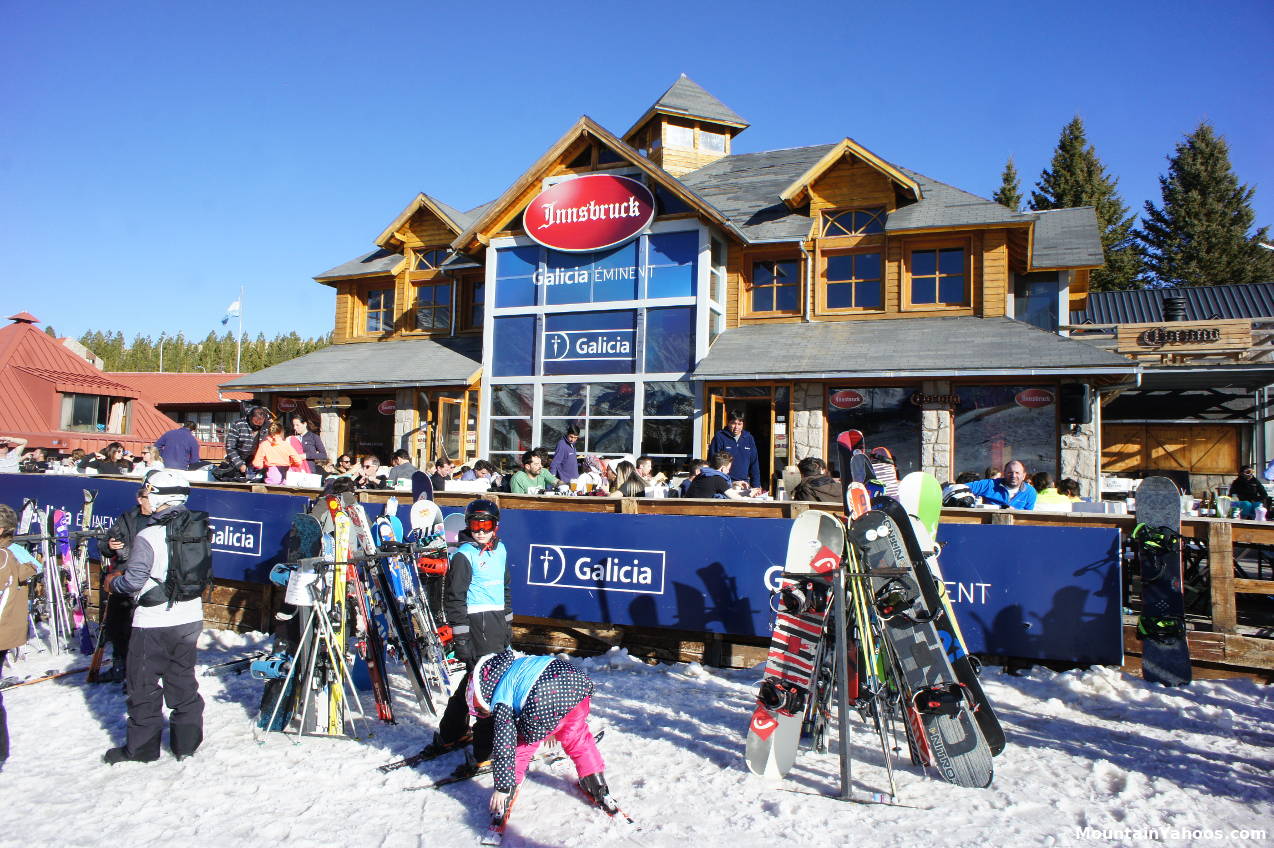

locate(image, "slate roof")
[[315, 248, 400, 281], [1030, 208, 1105, 269], [693, 317, 1136, 381], [646, 74, 748, 128], [220, 336, 482, 392], [1070, 281, 1274, 324]]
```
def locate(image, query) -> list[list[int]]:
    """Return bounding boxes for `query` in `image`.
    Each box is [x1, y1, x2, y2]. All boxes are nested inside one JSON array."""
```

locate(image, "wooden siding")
[[1102, 423, 1240, 476], [398, 216, 454, 249], [981, 230, 1008, 317], [807, 157, 895, 219]]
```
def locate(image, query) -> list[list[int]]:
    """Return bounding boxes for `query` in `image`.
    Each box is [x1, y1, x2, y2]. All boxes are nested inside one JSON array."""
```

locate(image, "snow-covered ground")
[[3, 631, 1271, 848]]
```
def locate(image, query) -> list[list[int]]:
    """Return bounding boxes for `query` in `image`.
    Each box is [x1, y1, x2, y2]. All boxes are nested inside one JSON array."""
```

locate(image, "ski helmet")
[[144, 469, 190, 509], [464, 498, 500, 524]]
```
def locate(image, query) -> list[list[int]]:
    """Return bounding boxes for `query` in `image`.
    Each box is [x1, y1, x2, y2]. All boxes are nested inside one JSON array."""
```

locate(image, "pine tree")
[[1138, 122, 1274, 287], [44, 325, 57, 338], [1031, 116, 1143, 291], [993, 157, 1022, 211]]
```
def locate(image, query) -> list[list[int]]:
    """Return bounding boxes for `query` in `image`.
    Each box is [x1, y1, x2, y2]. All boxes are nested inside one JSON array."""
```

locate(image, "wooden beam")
[[1207, 521, 1237, 634]]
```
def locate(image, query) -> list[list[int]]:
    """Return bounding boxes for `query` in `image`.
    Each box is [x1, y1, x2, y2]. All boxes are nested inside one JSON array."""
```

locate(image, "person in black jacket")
[[97, 485, 155, 682], [1228, 465, 1269, 518], [792, 456, 841, 503], [417, 498, 512, 777]]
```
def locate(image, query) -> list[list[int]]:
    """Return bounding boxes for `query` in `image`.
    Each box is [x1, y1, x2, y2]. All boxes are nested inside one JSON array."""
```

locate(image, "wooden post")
[[620, 497, 638, 514], [990, 512, 1015, 526], [1208, 520, 1237, 635]]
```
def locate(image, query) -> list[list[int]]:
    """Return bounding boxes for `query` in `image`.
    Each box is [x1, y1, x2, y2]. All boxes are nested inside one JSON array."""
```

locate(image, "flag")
[[221, 299, 241, 325]]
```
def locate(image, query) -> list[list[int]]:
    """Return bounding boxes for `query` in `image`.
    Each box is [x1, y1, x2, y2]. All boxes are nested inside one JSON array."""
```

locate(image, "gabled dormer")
[[622, 74, 749, 177]]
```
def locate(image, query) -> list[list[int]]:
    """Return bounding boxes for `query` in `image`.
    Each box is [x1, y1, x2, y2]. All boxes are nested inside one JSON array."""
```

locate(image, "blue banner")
[[0, 474, 1122, 664]]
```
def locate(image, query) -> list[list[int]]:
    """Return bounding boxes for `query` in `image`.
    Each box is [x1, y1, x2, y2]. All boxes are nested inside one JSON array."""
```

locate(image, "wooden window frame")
[[743, 254, 804, 318], [458, 275, 485, 333], [364, 285, 396, 334], [902, 238, 972, 311], [820, 207, 886, 238], [817, 247, 885, 314], [412, 246, 449, 272], [411, 278, 453, 334]]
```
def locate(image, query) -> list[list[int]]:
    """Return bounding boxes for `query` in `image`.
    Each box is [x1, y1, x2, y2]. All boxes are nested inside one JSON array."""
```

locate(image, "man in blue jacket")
[[967, 460, 1037, 510], [708, 410, 761, 489], [154, 421, 201, 471]]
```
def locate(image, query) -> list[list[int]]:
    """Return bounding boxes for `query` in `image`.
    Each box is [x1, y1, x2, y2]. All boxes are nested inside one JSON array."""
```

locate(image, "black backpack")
[[138, 509, 213, 608]]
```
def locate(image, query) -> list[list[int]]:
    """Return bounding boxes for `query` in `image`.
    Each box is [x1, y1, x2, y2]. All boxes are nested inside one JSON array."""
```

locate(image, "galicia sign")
[[523, 174, 656, 252], [526, 543, 666, 595], [544, 328, 635, 363]]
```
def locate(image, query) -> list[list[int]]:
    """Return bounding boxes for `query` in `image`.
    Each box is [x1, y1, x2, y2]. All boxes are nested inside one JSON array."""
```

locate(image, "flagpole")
[[235, 285, 243, 373]]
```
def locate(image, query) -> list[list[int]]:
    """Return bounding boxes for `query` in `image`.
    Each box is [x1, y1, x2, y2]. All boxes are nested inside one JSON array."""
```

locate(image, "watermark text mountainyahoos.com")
[[1076, 826, 1267, 841]]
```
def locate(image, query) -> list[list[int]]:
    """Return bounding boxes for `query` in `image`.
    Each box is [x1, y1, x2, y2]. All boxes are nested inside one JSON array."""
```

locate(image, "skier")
[[0, 504, 38, 770], [97, 485, 156, 683], [102, 470, 209, 764], [467, 650, 610, 818], [421, 498, 512, 776]]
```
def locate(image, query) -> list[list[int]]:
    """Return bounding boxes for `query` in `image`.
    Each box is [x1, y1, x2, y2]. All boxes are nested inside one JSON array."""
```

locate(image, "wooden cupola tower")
[[622, 74, 749, 177]]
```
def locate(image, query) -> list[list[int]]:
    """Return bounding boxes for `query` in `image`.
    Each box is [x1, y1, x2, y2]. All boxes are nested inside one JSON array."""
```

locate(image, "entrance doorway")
[[345, 394, 396, 460], [706, 384, 792, 490]]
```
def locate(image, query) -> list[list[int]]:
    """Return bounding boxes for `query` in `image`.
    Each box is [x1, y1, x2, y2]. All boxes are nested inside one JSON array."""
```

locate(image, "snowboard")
[[745, 510, 844, 779], [867, 447, 899, 499], [847, 510, 993, 788], [410, 470, 434, 503], [1133, 476, 1190, 687], [874, 490, 1006, 756]]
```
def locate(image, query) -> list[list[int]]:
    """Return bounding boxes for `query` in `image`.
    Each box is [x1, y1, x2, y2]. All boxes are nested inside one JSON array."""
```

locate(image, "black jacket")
[[1229, 476, 1268, 503], [793, 474, 842, 504], [104, 506, 154, 566], [443, 529, 513, 662]]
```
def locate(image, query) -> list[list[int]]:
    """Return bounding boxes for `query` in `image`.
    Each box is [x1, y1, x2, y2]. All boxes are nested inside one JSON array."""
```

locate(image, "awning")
[[694, 317, 1140, 384], [220, 336, 482, 393], [1137, 364, 1274, 391]]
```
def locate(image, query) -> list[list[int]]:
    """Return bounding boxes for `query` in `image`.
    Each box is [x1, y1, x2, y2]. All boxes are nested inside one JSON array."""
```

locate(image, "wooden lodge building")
[[224, 75, 1147, 496]]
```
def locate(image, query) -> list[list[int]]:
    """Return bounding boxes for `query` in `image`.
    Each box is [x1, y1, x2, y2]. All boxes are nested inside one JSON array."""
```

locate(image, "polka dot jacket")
[[489, 657, 595, 792]]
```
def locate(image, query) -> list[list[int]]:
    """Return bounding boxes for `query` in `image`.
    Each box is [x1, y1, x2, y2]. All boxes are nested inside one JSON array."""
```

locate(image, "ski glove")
[[453, 635, 472, 664], [489, 790, 511, 817]]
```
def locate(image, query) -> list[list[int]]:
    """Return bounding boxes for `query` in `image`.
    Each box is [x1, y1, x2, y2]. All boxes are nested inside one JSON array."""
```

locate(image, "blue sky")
[[2, 0, 1272, 346]]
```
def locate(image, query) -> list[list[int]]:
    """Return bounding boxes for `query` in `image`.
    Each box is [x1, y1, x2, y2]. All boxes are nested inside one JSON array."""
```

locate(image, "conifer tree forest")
[[998, 118, 1271, 291], [76, 330, 330, 373]]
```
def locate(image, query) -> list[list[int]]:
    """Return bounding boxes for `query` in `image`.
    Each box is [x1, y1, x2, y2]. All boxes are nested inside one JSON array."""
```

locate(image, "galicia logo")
[[209, 517, 262, 557], [523, 175, 656, 252], [543, 329, 635, 362], [527, 543, 666, 595]]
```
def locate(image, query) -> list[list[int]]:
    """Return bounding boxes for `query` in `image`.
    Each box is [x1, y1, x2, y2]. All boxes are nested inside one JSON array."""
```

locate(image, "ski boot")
[[418, 729, 473, 761], [579, 772, 617, 813], [449, 748, 491, 780]]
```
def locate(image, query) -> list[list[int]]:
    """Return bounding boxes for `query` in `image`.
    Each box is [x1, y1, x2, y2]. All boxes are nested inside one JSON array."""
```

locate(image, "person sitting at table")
[[965, 460, 1036, 510], [609, 461, 646, 498], [792, 456, 840, 503], [1228, 465, 1269, 519], [685, 452, 753, 500], [1031, 472, 1072, 510], [510, 449, 558, 494]]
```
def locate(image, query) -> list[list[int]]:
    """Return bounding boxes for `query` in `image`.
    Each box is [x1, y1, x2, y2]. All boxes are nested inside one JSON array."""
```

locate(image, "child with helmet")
[[416, 498, 513, 776], [467, 649, 609, 819]]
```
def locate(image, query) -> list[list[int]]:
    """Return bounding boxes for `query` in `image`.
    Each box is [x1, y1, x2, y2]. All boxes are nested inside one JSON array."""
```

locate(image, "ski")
[[408, 731, 606, 789], [0, 666, 90, 690], [201, 650, 270, 677], [479, 786, 519, 846]]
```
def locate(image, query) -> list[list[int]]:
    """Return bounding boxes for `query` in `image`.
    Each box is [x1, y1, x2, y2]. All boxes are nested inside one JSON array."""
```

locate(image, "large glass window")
[[60, 394, 131, 434], [642, 381, 695, 465], [645, 307, 694, 374], [825, 387, 921, 477], [492, 316, 537, 377], [541, 383, 635, 456], [645, 231, 697, 299], [825, 252, 882, 310], [1015, 272, 1060, 332], [700, 130, 727, 153], [495, 245, 538, 308], [750, 259, 800, 313], [488, 384, 533, 470], [666, 123, 694, 148], [909, 247, 966, 306], [954, 386, 1058, 478], [414, 281, 452, 331], [366, 288, 395, 333], [821, 208, 885, 237]]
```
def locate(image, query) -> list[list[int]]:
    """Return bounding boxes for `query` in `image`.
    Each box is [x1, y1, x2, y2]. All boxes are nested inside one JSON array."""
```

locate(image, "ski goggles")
[[466, 518, 497, 532]]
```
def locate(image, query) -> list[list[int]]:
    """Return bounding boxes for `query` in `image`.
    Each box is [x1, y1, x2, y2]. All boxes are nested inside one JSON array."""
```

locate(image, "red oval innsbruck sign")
[[523, 174, 656, 252], [1015, 388, 1055, 408], [829, 389, 866, 410]]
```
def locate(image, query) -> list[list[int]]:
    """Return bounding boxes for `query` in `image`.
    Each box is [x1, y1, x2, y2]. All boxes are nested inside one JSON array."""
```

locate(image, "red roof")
[[0, 317, 180, 453], [107, 372, 250, 406]]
